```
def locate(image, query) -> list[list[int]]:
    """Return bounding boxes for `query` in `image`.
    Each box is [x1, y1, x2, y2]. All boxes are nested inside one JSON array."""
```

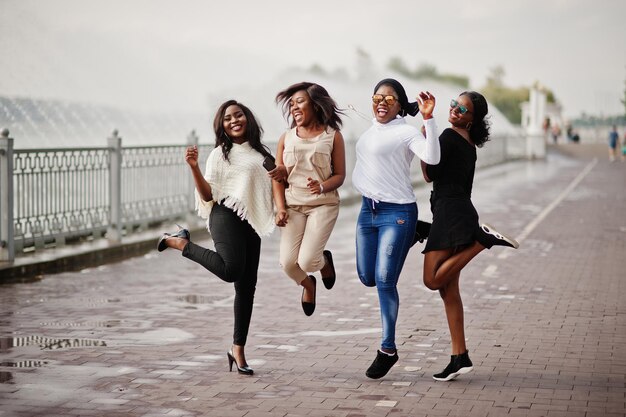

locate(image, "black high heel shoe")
[[157, 224, 191, 252], [227, 351, 254, 375]]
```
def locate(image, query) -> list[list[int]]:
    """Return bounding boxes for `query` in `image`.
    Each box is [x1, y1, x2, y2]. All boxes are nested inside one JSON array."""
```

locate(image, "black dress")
[[423, 128, 479, 253]]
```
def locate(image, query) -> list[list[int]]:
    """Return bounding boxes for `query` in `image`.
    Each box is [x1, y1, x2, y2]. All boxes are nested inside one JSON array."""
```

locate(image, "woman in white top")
[[157, 100, 274, 376], [352, 78, 439, 379]]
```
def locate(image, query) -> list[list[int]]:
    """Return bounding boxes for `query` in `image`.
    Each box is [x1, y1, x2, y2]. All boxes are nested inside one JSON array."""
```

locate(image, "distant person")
[[566, 124, 573, 140], [542, 117, 550, 136], [421, 91, 519, 381], [609, 125, 619, 162], [622, 132, 626, 161], [352, 78, 440, 379], [270, 82, 346, 316], [566, 124, 580, 143], [551, 123, 561, 144], [157, 100, 275, 376]]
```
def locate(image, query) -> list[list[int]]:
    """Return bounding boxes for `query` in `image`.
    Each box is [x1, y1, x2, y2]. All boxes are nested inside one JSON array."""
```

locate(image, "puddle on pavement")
[[39, 319, 148, 329], [176, 294, 223, 304], [0, 359, 49, 367], [0, 335, 107, 351], [0, 363, 138, 405], [107, 327, 194, 346]]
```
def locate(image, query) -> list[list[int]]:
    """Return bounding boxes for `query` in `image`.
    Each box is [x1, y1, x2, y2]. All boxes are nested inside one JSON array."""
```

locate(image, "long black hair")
[[213, 100, 272, 162], [275, 82, 344, 130], [461, 91, 491, 148]]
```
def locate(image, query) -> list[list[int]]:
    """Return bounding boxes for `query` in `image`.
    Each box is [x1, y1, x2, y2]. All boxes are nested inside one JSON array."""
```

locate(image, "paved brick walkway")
[[1, 144, 625, 417]]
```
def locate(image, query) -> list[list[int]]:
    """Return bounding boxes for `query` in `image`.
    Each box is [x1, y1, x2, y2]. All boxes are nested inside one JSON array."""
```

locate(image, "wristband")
[[320, 184, 324, 193]]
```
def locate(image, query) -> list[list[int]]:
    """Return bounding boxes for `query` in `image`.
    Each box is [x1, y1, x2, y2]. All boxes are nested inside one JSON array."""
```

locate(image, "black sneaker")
[[433, 351, 473, 381], [478, 223, 519, 249], [365, 350, 398, 379], [411, 220, 431, 246]]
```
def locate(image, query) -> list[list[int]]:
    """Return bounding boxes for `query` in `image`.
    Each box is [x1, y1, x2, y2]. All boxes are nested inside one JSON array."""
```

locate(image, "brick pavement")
[[0, 144, 625, 417]]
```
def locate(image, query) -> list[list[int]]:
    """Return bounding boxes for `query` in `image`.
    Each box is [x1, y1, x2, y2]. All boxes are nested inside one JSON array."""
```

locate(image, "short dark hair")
[[275, 82, 344, 131]]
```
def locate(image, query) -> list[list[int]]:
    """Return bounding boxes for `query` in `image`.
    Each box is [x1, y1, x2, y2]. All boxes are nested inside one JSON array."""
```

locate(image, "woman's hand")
[[417, 91, 435, 120], [275, 209, 289, 227], [306, 177, 323, 194], [268, 165, 288, 182], [185, 145, 199, 168]]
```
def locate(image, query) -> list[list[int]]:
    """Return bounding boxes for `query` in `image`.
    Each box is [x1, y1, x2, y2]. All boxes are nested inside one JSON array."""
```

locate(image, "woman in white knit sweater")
[[352, 78, 439, 379], [157, 100, 274, 376]]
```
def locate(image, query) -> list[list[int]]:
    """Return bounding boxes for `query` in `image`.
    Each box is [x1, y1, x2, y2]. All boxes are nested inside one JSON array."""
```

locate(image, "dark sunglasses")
[[450, 99, 471, 115], [372, 94, 398, 106]]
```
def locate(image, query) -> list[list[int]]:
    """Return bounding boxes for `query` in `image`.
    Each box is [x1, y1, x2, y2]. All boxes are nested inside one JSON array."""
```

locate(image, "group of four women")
[[157, 78, 519, 381]]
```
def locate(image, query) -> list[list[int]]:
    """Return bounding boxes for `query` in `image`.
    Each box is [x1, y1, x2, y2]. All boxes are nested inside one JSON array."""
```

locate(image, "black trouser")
[[182, 204, 260, 346]]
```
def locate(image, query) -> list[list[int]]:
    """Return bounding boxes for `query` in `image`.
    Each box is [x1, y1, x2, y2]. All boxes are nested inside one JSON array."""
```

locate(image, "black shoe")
[[478, 223, 519, 249], [157, 224, 191, 252], [301, 276, 316, 316], [365, 350, 399, 379], [227, 351, 254, 375], [411, 220, 431, 246], [321, 250, 336, 290], [433, 350, 473, 381]]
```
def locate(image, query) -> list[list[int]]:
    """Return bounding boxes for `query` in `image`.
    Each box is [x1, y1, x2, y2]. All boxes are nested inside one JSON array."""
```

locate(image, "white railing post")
[[185, 130, 199, 226], [107, 130, 122, 243], [0, 128, 15, 262], [526, 86, 547, 159]]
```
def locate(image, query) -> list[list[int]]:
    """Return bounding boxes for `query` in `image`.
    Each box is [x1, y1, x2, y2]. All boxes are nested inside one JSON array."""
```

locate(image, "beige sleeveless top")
[[283, 127, 340, 206]]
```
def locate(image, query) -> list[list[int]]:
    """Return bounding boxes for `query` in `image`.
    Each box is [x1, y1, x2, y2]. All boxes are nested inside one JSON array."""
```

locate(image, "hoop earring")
[[465, 122, 473, 130]]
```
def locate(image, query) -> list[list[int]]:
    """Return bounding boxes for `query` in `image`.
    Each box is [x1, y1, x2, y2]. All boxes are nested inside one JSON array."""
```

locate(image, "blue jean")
[[356, 197, 417, 351]]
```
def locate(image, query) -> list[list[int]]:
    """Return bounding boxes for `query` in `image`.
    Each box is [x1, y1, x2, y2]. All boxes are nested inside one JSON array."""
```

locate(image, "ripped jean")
[[356, 197, 417, 351]]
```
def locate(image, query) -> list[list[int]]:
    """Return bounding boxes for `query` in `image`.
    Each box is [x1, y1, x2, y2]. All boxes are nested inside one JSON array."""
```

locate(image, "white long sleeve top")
[[352, 116, 439, 204]]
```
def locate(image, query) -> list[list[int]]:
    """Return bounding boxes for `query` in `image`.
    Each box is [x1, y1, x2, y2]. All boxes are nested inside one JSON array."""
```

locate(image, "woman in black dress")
[[421, 91, 519, 381]]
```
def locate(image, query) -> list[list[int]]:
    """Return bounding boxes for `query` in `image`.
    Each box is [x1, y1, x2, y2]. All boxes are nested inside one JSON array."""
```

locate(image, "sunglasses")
[[450, 99, 471, 115], [372, 94, 398, 106]]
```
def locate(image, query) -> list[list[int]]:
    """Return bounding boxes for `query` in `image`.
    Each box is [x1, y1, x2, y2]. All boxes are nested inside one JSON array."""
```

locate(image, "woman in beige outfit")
[[270, 82, 346, 316]]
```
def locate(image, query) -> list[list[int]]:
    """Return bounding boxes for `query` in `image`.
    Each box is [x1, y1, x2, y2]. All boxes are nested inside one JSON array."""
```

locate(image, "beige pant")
[[279, 203, 340, 284]]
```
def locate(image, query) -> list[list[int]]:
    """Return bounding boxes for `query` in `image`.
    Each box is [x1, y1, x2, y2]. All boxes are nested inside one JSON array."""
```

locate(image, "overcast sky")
[[1, 0, 625, 119]]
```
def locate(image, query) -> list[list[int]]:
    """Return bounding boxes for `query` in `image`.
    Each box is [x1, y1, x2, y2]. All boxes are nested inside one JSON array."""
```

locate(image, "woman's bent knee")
[[222, 264, 246, 283], [358, 273, 376, 287], [423, 275, 439, 291], [298, 255, 323, 274]]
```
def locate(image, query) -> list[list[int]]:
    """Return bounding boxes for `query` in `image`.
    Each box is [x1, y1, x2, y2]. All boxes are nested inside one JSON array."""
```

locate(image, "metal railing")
[[0, 128, 210, 262], [0, 127, 523, 263]]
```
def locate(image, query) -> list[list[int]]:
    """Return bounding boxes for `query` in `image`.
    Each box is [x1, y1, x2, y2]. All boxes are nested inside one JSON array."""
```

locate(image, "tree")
[[388, 56, 412, 77], [309, 64, 327, 76], [386, 57, 469, 88], [485, 65, 505, 88], [355, 47, 375, 80], [481, 66, 557, 124]]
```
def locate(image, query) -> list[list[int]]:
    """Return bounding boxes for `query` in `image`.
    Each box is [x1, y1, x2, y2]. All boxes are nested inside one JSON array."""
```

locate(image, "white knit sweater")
[[195, 142, 275, 237]]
